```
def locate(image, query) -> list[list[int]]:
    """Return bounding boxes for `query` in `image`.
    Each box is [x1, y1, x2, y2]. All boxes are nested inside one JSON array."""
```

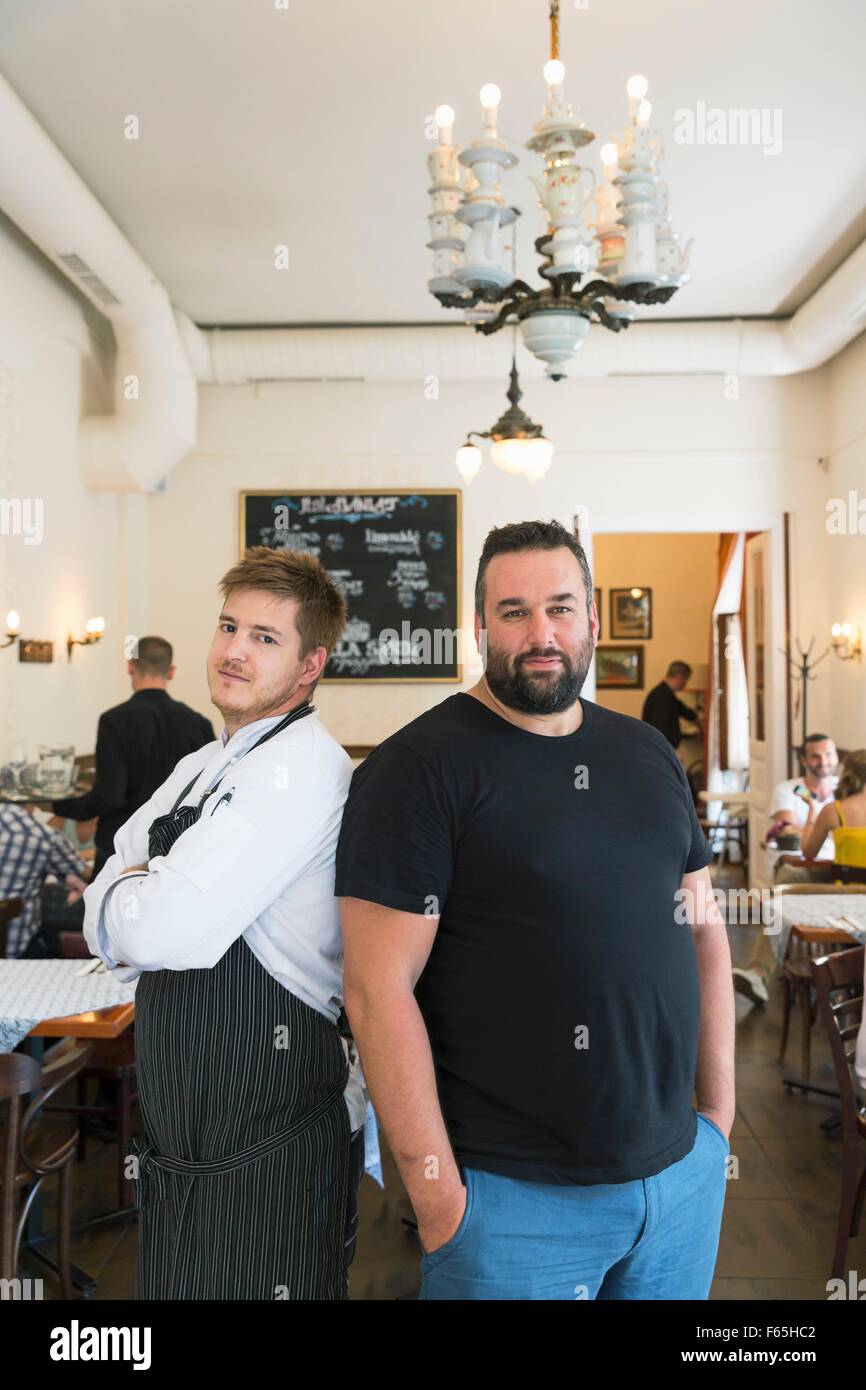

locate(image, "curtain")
[[703, 534, 740, 787], [722, 613, 750, 770]]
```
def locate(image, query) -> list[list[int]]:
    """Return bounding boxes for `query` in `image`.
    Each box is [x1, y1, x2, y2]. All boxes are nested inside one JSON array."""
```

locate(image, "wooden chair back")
[[775, 859, 866, 885], [73, 754, 95, 787], [19, 1039, 93, 1175], [810, 947, 865, 1140], [0, 896, 23, 959]]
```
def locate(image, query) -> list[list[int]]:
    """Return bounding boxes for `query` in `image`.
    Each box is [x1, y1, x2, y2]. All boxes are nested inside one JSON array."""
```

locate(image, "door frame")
[[580, 507, 789, 878]]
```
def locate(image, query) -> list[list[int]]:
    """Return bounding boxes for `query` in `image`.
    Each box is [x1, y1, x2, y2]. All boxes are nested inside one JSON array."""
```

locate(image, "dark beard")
[[484, 636, 595, 715]]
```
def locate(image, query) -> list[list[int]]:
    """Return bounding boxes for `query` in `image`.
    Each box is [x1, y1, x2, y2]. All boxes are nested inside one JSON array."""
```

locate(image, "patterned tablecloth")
[[0, 959, 137, 1052], [768, 894, 866, 965]]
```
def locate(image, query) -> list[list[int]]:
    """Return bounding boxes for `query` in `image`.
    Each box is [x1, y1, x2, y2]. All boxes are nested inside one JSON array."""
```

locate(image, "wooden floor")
[[24, 878, 866, 1301]]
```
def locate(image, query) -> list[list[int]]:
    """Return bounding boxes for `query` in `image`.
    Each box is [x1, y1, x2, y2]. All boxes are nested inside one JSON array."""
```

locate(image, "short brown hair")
[[132, 636, 173, 677], [474, 520, 593, 623], [219, 546, 347, 658]]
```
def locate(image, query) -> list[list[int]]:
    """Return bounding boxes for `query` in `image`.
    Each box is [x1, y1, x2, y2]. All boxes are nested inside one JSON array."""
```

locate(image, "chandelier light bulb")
[[434, 103, 455, 147], [636, 98, 652, 127], [456, 443, 483, 483], [479, 83, 502, 110], [543, 59, 565, 87], [600, 141, 619, 171], [627, 74, 649, 100]]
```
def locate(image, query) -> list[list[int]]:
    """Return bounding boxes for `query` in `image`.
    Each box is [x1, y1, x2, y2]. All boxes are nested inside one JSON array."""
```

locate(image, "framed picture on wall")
[[610, 587, 652, 640], [594, 588, 602, 639], [595, 644, 644, 689]]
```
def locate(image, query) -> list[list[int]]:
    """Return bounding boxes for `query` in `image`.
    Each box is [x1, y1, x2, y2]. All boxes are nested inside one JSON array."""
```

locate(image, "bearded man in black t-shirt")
[[337, 519, 735, 1301]]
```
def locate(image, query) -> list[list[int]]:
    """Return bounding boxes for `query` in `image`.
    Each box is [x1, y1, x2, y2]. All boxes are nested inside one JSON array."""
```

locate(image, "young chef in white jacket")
[[84, 545, 363, 1300]]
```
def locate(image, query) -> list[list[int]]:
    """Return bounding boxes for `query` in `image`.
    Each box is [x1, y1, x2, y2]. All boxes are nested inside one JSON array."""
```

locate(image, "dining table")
[[0, 958, 137, 1296]]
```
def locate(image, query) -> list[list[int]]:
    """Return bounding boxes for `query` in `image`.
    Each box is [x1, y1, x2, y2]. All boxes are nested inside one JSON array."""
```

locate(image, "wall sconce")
[[67, 616, 105, 661], [2, 610, 20, 650], [831, 622, 862, 662]]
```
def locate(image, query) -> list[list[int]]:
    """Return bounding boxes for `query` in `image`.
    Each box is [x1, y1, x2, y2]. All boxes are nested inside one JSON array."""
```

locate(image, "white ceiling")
[[1, 0, 865, 326]]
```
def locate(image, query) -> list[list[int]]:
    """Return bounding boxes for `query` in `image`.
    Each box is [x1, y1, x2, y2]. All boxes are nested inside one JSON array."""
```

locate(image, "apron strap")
[[167, 700, 316, 816], [130, 1063, 347, 1199]]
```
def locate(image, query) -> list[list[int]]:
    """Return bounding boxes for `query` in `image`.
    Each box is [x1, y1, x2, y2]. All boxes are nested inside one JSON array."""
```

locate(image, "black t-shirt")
[[335, 693, 712, 1186], [641, 681, 698, 749]]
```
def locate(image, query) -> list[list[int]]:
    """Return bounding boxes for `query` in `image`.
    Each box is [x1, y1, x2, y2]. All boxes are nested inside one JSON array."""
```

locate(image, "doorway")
[[574, 508, 790, 887]]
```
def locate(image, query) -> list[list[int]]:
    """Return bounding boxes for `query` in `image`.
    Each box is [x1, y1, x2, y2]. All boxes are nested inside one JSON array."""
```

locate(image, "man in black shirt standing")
[[337, 520, 735, 1300], [642, 660, 700, 748], [52, 636, 214, 878]]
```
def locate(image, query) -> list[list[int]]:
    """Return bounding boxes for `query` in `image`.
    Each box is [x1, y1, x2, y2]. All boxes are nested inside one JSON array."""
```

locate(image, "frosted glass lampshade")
[[491, 435, 553, 479], [456, 443, 483, 483], [520, 437, 554, 482], [490, 437, 528, 475]]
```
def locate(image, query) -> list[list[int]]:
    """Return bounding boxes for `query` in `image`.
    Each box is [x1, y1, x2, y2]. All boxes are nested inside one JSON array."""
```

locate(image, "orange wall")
[[593, 532, 719, 722]]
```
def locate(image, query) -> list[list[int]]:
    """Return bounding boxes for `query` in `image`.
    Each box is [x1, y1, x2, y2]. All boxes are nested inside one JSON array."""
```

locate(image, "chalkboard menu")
[[240, 491, 462, 681]]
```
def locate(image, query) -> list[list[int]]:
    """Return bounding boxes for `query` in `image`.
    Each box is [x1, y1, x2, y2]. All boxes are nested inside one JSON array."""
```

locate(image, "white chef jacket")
[[84, 706, 365, 1131], [83, 706, 352, 1020]]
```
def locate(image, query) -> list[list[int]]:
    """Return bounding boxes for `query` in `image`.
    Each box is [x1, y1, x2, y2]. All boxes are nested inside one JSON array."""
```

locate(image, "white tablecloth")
[[768, 894, 866, 965], [0, 959, 136, 1052]]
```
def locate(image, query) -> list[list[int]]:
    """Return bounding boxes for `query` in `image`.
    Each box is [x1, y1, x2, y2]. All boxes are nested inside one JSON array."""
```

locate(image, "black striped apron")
[[131, 702, 352, 1300]]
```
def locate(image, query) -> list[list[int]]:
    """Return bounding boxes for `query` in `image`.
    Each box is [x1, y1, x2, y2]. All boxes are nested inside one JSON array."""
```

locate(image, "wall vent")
[[56, 252, 121, 307]]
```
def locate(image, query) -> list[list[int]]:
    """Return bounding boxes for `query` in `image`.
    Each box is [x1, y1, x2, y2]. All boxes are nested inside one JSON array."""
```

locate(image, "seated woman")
[[801, 749, 866, 866]]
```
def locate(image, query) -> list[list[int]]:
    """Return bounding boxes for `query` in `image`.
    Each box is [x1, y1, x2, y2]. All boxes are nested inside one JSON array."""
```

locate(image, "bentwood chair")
[[775, 884, 866, 1084], [810, 947, 866, 1277], [0, 1038, 92, 1296], [0, 896, 23, 959], [46, 933, 138, 1210]]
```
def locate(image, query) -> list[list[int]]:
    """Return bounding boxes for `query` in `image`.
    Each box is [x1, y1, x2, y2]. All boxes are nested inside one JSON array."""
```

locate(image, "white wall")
[[0, 204, 850, 761], [0, 213, 122, 765], [145, 368, 832, 747], [823, 330, 866, 751]]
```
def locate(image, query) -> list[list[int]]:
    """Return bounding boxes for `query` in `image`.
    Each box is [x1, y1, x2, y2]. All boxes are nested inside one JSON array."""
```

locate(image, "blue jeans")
[[419, 1112, 729, 1300]]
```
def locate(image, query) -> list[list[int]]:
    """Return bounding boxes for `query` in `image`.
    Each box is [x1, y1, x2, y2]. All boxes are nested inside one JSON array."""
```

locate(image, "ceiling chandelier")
[[457, 340, 553, 485], [425, 0, 693, 381]]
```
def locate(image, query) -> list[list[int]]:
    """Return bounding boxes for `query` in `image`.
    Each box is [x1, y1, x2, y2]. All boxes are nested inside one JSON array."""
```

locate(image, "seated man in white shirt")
[[84, 546, 361, 1301], [765, 735, 839, 866], [733, 732, 838, 1005]]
